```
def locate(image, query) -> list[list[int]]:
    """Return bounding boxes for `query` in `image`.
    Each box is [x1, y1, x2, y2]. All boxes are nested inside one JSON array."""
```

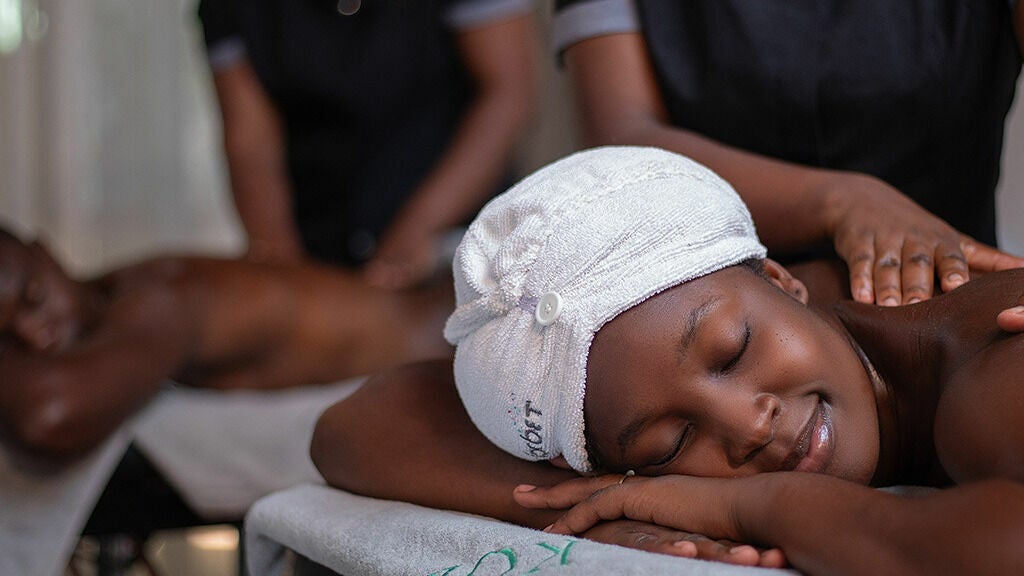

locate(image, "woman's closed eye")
[[645, 423, 693, 471]]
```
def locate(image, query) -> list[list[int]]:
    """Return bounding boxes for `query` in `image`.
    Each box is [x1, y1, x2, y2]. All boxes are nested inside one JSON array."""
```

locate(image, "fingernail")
[[947, 273, 964, 285], [882, 296, 898, 306], [907, 297, 922, 304], [857, 288, 872, 302], [1009, 306, 1024, 316], [514, 484, 537, 493], [673, 540, 697, 555], [543, 524, 554, 533]]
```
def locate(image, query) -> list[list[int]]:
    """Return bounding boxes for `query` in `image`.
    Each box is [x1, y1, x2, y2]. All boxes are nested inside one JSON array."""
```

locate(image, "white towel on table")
[[0, 377, 364, 576], [133, 377, 364, 519], [245, 484, 799, 576]]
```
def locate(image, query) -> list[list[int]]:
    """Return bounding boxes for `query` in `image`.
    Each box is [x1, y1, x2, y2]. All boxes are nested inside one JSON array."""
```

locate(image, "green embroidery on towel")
[[467, 548, 517, 575], [525, 541, 574, 573], [427, 540, 575, 575]]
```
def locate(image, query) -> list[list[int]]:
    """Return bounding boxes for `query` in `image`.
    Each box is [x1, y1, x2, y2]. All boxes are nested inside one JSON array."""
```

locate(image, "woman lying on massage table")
[[0, 229, 452, 456], [312, 147, 1024, 575]]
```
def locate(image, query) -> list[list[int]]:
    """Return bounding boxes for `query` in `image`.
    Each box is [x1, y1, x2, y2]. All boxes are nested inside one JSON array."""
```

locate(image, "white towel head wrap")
[[443, 146, 766, 473]]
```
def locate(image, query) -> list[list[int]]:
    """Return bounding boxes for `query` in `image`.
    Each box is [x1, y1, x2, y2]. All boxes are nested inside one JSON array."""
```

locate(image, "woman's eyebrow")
[[676, 295, 721, 365]]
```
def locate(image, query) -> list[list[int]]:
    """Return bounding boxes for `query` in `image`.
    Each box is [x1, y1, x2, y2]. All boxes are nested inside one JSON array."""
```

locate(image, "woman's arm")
[[210, 60, 305, 263], [311, 359, 575, 528], [310, 359, 782, 568], [364, 15, 537, 288], [522, 473, 1024, 576], [564, 33, 1024, 306]]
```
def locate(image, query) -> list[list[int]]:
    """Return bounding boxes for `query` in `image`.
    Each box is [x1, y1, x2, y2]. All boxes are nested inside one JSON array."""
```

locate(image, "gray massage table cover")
[[0, 377, 364, 576], [245, 484, 799, 576]]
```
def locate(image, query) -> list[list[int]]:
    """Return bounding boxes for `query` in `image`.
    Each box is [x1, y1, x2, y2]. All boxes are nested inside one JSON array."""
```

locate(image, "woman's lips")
[[795, 399, 835, 473]]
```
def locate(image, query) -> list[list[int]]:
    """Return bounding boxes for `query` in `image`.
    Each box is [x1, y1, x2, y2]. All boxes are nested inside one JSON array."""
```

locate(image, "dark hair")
[[739, 257, 769, 279]]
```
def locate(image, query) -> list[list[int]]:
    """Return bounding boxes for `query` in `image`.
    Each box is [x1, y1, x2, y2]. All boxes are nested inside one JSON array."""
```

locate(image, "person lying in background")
[[0, 227, 452, 457], [312, 147, 1024, 575], [552, 0, 1024, 305]]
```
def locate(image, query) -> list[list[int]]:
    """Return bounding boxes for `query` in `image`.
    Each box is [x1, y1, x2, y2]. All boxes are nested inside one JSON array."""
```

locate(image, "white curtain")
[[0, 0, 242, 276], [999, 75, 1024, 257]]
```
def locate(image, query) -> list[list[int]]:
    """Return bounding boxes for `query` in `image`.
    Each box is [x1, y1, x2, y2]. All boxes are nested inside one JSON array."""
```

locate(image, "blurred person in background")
[[0, 226, 452, 458], [199, 0, 538, 289]]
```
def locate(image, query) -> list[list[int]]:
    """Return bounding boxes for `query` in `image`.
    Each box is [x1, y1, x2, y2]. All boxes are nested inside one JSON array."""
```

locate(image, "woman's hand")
[[515, 474, 737, 538], [514, 474, 784, 567], [823, 172, 1024, 305], [579, 519, 786, 568]]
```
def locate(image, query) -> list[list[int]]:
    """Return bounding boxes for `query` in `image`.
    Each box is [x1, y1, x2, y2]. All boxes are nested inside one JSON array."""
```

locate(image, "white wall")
[[998, 75, 1024, 256]]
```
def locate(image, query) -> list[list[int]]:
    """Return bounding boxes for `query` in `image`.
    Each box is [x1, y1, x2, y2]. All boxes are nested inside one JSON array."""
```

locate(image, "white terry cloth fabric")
[[133, 377, 364, 519], [0, 378, 363, 576], [0, 427, 132, 576], [245, 484, 798, 576], [445, 146, 766, 472]]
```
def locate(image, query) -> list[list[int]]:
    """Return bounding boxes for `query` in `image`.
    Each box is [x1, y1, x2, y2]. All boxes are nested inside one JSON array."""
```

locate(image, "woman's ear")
[[548, 455, 573, 470], [763, 258, 809, 305]]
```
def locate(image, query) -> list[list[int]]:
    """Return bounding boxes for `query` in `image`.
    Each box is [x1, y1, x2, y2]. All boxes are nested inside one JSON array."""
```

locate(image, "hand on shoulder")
[[998, 303, 1024, 333], [822, 172, 1024, 306]]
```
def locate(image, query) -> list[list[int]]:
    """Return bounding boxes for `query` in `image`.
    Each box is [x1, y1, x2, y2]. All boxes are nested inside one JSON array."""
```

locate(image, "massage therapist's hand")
[[514, 475, 785, 568], [998, 294, 1024, 332], [363, 227, 439, 290], [823, 172, 1024, 306], [244, 238, 306, 265]]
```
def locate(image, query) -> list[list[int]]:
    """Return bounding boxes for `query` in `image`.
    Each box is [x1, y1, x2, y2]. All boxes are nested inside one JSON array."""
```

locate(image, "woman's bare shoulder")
[[934, 270, 1024, 484]]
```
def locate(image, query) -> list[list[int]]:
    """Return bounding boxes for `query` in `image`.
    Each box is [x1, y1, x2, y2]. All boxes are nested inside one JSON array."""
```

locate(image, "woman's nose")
[[724, 393, 780, 467]]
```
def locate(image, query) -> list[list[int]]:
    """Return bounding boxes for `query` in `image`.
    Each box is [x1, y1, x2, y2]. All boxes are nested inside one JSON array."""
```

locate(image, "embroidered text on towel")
[[428, 540, 576, 575], [520, 401, 547, 458]]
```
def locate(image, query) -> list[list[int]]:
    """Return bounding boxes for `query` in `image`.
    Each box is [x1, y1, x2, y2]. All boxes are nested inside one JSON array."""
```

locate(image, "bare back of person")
[[108, 256, 454, 390]]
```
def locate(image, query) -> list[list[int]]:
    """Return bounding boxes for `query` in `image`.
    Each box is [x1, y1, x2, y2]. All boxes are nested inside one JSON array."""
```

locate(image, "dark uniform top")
[[200, 0, 528, 265], [555, 0, 1022, 247]]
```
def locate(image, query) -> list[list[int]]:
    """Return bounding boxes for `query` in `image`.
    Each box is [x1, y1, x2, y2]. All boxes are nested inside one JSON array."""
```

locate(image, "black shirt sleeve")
[[196, 0, 239, 49], [554, 0, 587, 9]]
